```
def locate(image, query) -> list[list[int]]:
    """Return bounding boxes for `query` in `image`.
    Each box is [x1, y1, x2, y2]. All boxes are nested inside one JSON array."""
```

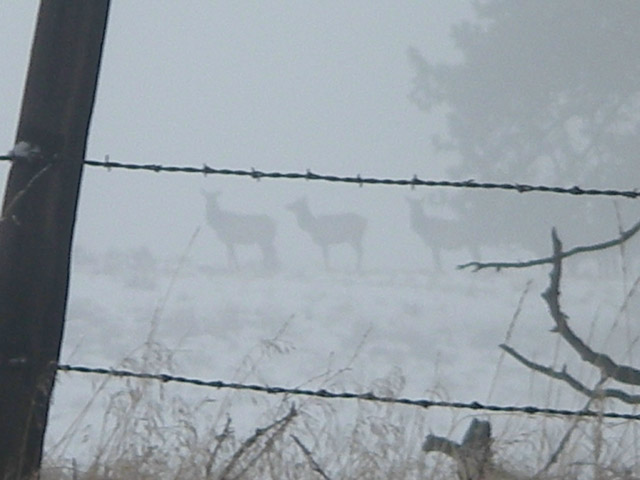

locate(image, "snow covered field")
[[44, 239, 640, 472], [3, 2, 638, 476]]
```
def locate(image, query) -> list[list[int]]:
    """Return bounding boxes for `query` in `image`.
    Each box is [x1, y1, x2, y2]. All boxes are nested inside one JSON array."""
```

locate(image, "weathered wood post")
[[0, 2, 110, 478]]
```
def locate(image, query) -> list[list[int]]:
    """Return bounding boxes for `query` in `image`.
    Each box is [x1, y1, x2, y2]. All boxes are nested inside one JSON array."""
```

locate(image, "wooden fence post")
[[0, 2, 110, 478]]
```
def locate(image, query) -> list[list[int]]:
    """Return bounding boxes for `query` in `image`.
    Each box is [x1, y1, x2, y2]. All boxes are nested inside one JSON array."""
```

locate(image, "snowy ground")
[[43, 240, 640, 470]]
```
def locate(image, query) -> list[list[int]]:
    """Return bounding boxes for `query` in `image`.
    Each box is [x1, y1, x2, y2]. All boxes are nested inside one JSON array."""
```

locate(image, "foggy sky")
[[0, 2, 490, 271]]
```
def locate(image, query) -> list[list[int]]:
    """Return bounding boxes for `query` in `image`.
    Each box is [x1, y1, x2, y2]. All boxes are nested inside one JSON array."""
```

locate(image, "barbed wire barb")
[[56, 364, 640, 420], [75, 161, 640, 198], [3, 154, 638, 199]]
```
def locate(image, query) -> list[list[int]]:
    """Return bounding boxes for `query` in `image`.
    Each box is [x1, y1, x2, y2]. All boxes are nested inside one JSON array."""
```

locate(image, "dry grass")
[[39, 238, 640, 479], [42, 339, 431, 479], [40, 331, 640, 479]]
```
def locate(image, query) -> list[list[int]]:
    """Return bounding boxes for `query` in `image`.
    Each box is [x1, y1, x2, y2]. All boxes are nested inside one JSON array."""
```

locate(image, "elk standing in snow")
[[406, 196, 479, 271], [286, 196, 367, 271], [202, 190, 278, 270]]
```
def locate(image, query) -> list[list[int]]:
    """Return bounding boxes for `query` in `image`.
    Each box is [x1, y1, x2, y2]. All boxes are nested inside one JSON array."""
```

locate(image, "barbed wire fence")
[[56, 364, 640, 421], [3, 152, 640, 423], [1, 154, 639, 199]]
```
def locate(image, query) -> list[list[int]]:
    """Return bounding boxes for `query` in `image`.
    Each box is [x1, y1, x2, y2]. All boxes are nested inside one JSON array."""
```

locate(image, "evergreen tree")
[[408, 1, 640, 254]]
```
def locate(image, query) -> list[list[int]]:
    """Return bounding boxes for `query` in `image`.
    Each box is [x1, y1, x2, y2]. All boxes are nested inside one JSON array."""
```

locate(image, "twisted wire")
[[57, 364, 640, 420], [1, 154, 638, 199]]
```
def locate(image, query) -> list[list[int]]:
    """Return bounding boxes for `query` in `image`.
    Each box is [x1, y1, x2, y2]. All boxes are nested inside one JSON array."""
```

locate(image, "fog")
[[4, 3, 640, 473], [1, 2, 638, 272], [2, 2, 475, 272]]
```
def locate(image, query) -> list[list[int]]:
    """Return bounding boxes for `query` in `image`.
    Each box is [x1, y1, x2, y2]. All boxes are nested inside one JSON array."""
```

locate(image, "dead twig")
[[291, 434, 332, 480], [500, 345, 640, 404], [458, 217, 640, 271], [533, 396, 600, 479], [542, 229, 640, 387], [205, 416, 233, 478], [219, 404, 297, 480], [487, 280, 533, 402]]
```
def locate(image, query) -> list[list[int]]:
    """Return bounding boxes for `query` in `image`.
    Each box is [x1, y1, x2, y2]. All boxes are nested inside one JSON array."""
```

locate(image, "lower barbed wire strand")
[[56, 364, 640, 420]]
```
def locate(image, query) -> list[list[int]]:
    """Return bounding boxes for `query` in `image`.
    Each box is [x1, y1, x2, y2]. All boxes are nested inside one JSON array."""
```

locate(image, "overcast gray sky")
[[1, 2, 472, 269]]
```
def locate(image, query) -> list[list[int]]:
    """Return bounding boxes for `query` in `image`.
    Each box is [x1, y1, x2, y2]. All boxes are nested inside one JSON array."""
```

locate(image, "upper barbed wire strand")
[[0, 154, 638, 199]]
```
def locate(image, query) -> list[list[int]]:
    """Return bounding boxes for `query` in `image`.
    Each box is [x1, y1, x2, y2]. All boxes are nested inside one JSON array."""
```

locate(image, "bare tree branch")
[[542, 229, 640, 387], [500, 344, 640, 404], [458, 216, 640, 272]]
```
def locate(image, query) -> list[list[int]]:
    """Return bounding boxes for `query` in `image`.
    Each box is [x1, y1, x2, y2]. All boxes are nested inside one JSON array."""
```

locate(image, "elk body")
[[406, 197, 480, 270], [202, 190, 278, 270], [286, 196, 367, 271]]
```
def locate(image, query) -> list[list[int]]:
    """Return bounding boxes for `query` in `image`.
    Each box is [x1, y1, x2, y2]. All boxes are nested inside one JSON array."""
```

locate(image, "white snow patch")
[[9, 140, 41, 160]]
